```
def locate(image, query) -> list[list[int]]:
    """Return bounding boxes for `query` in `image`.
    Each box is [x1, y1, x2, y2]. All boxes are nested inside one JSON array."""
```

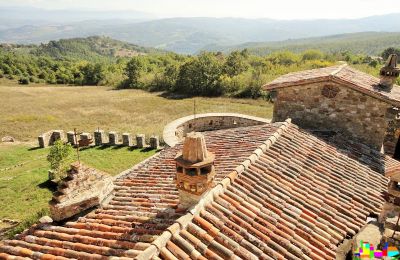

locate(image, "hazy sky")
[[1, 0, 400, 19]]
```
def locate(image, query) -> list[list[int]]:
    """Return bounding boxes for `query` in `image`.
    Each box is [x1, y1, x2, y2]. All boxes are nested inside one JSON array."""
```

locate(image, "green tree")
[[224, 51, 249, 77], [123, 57, 144, 88], [47, 140, 74, 182], [382, 47, 400, 60], [175, 53, 223, 96]]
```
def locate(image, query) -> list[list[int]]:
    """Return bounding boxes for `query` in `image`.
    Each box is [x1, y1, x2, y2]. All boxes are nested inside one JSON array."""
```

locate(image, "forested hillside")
[[1, 10, 400, 54], [1, 36, 399, 98], [204, 32, 400, 56], [1, 36, 162, 61]]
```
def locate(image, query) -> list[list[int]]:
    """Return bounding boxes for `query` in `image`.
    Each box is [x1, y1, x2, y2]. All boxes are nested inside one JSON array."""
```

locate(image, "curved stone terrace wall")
[[163, 113, 270, 147]]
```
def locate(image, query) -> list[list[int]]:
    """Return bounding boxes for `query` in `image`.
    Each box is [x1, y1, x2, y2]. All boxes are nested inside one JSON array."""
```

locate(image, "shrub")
[[47, 140, 74, 182], [18, 77, 29, 85]]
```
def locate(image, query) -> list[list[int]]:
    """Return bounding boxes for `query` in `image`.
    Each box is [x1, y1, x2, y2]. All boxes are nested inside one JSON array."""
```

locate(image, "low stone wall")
[[38, 130, 161, 150], [163, 113, 270, 147]]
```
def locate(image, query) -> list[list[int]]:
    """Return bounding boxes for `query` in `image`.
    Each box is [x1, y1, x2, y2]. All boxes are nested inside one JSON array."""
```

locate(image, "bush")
[[18, 77, 29, 85], [47, 140, 74, 182]]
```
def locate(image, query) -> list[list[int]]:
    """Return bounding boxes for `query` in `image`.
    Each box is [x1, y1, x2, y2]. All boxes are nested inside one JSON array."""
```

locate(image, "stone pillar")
[[67, 131, 75, 145], [122, 133, 132, 146], [150, 135, 159, 150], [136, 134, 146, 148], [80, 133, 91, 141], [50, 130, 64, 145], [38, 135, 46, 148], [94, 130, 106, 146], [109, 132, 119, 146]]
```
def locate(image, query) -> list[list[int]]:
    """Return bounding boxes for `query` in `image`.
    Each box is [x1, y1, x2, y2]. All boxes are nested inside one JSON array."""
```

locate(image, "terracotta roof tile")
[[152, 122, 393, 260], [263, 64, 400, 105], [1, 124, 281, 259]]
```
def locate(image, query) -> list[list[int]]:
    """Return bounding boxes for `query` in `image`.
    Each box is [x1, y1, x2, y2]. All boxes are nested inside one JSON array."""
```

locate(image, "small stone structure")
[[49, 162, 114, 221], [122, 133, 132, 146], [66, 131, 75, 145], [79, 132, 91, 141], [1, 136, 14, 142], [163, 113, 270, 147], [38, 130, 64, 148], [136, 134, 146, 148], [150, 136, 159, 150], [94, 129, 106, 146], [264, 56, 400, 153], [108, 131, 119, 146], [175, 132, 216, 209]]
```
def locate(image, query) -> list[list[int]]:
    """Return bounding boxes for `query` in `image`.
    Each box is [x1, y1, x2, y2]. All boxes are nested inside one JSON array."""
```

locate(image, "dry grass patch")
[[0, 85, 273, 141]]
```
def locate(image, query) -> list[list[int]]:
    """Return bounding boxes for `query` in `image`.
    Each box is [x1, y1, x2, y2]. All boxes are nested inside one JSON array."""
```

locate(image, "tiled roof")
[[263, 64, 400, 106], [1, 121, 398, 259], [0, 124, 281, 260], [139, 121, 395, 260]]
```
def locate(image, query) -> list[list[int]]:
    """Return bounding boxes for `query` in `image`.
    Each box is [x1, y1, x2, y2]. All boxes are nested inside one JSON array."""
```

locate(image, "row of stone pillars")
[[66, 130, 160, 149], [38, 130, 160, 149]]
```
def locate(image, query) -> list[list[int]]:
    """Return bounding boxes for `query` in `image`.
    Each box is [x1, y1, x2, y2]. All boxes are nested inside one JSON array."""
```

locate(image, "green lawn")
[[0, 143, 156, 236]]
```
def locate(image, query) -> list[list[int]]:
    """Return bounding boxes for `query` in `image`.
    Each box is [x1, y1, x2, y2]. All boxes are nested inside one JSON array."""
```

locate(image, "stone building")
[[263, 55, 400, 157]]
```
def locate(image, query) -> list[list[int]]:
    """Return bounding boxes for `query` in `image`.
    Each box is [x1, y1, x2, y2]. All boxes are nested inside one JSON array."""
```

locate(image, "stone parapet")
[[163, 113, 270, 147]]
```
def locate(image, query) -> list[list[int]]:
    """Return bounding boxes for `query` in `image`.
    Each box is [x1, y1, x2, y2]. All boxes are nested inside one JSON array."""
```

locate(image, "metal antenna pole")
[[74, 128, 80, 164]]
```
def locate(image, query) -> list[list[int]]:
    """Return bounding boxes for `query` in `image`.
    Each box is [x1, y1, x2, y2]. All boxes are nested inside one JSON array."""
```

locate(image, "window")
[[200, 165, 212, 175], [321, 85, 340, 98], [176, 165, 183, 173], [186, 168, 197, 176]]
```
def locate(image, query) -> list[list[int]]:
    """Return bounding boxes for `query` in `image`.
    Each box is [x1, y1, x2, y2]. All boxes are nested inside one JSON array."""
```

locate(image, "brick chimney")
[[380, 54, 400, 91], [175, 132, 216, 209]]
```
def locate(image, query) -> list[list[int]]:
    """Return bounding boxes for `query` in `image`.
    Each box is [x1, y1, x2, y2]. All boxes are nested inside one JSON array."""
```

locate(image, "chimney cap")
[[380, 54, 400, 75], [181, 132, 212, 163]]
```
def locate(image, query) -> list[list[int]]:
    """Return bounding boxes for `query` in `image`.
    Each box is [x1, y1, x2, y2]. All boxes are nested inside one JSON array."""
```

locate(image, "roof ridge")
[[330, 63, 348, 77], [134, 119, 293, 260]]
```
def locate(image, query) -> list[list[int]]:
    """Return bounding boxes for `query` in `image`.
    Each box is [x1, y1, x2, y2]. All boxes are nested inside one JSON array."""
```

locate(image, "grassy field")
[[0, 143, 156, 237], [0, 81, 273, 142], [0, 80, 273, 236]]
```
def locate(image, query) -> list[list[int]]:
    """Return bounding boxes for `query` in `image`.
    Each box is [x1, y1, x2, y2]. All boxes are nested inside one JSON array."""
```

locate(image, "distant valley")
[[1, 7, 400, 54]]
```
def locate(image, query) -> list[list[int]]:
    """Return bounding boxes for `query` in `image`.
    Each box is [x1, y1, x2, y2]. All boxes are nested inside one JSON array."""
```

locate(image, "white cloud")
[[0, 0, 399, 19]]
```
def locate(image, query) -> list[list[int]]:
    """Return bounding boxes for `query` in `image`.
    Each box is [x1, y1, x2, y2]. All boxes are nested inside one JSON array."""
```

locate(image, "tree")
[[123, 57, 144, 88], [47, 140, 74, 182], [175, 53, 224, 96], [224, 51, 249, 77], [382, 47, 400, 60], [81, 63, 105, 85]]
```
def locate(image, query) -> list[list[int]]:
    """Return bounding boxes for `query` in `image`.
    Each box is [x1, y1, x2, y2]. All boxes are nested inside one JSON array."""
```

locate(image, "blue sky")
[[1, 0, 400, 19]]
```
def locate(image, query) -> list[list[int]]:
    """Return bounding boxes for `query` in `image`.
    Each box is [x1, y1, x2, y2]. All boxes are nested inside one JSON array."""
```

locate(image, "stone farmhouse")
[[1, 56, 400, 259]]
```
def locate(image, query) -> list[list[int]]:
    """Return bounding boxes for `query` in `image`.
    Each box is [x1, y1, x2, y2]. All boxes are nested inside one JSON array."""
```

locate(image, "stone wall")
[[163, 113, 270, 147], [384, 107, 400, 156], [49, 162, 114, 221], [272, 82, 392, 150]]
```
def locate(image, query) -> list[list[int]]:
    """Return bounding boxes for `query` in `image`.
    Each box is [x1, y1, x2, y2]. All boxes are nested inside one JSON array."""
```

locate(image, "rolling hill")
[[1, 8, 400, 54], [203, 32, 400, 56], [1, 36, 164, 61]]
